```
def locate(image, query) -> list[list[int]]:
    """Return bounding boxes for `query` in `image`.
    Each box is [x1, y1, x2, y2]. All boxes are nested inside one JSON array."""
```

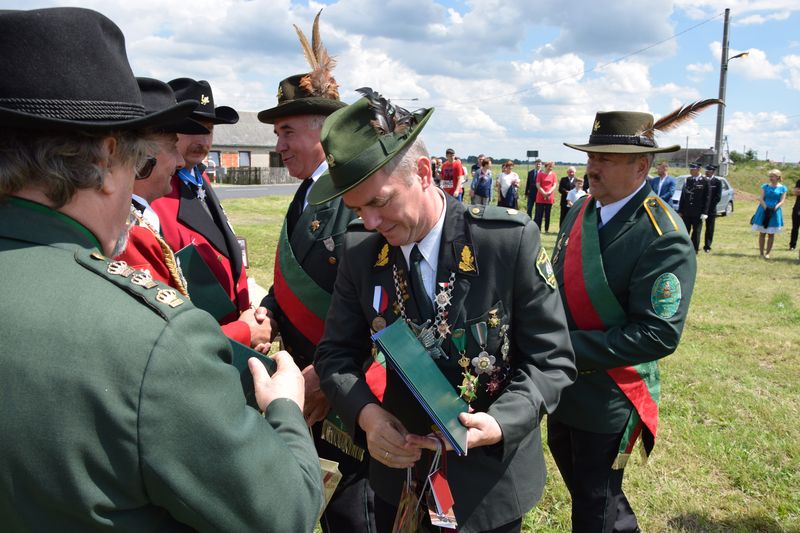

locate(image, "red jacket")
[[151, 174, 251, 345], [116, 224, 181, 289]]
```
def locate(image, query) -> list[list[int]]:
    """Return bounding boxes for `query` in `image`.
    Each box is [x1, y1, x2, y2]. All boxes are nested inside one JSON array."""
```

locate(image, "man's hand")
[[249, 351, 304, 413], [405, 411, 503, 452], [240, 307, 277, 347], [301, 365, 329, 426], [357, 404, 421, 468]]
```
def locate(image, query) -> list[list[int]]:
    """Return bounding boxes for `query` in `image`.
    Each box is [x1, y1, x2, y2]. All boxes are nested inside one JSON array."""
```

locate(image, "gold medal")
[[372, 316, 387, 332]]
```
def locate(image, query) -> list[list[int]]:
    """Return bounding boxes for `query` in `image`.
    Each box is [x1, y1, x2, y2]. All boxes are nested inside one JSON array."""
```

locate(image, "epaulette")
[[74, 248, 189, 321], [642, 196, 680, 236], [465, 205, 528, 225]]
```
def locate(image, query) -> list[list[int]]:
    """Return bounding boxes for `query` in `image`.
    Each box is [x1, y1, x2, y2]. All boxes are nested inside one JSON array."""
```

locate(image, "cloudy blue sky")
[[15, 0, 800, 164]]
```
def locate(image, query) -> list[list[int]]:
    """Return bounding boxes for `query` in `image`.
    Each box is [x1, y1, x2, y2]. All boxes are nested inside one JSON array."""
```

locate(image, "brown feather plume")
[[294, 10, 339, 99], [639, 98, 723, 138]]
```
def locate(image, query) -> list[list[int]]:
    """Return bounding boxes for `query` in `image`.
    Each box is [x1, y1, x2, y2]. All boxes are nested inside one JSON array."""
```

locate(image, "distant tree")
[[729, 150, 746, 164], [745, 148, 758, 161]]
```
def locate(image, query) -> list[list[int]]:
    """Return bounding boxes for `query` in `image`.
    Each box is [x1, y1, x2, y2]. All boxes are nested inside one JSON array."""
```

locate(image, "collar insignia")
[[536, 247, 557, 289], [326, 153, 336, 167], [455, 242, 477, 275], [374, 243, 389, 267], [310, 219, 321, 232]]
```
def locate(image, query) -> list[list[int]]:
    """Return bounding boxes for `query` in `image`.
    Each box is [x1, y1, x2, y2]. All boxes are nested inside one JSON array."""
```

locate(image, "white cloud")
[[781, 55, 800, 90], [737, 10, 791, 25], [687, 63, 714, 73]]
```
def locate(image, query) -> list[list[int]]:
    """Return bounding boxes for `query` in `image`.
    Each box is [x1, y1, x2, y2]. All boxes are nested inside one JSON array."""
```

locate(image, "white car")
[[671, 175, 735, 216]]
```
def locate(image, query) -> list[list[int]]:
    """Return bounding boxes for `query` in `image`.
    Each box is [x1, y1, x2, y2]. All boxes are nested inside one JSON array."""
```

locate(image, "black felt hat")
[[0, 8, 196, 131], [136, 78, 208, 135], [257, 74, 346, 123], [168, 78, 239, 125]]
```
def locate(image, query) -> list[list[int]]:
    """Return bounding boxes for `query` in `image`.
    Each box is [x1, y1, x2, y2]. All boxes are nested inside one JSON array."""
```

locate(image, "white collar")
[[131, 193, 160, 233], [300, 160, 328, 210], [596, 181, 647, 227], [400, 189, 447, 293]]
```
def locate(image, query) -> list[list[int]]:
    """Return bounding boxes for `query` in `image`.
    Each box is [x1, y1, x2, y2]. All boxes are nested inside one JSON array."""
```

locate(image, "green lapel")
[[291, 199, 339, 264]]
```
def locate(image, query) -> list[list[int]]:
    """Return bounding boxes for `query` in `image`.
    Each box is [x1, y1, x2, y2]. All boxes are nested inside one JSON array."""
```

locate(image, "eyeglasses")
[[135, 156, 157, 180]]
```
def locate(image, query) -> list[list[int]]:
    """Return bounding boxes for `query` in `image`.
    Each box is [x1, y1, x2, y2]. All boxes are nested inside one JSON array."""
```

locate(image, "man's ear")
[[98, 136, 119, 195], [416, 156, 432, 189]]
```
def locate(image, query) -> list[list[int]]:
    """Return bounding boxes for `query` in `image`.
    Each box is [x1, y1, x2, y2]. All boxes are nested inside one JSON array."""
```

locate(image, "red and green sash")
[[274, 217, 386, 412], [563, 198, 660, 469], [273, 219, 329, 346]]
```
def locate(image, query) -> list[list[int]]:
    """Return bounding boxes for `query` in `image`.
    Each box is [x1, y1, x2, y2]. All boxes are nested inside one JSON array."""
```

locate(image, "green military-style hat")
[[308, 87, 434, 205], [564, 111, 680, 154], [257, 10, 346, 124]]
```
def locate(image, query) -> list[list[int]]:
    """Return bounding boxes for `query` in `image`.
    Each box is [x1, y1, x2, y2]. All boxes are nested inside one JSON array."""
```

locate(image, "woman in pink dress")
[[534, 161, 557, 232]]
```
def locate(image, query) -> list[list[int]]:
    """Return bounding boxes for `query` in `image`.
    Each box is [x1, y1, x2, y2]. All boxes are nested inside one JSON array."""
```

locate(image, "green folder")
[[228, 339, 276, 409], [372, 320, 469, 455], [174, 243, 236, 320]]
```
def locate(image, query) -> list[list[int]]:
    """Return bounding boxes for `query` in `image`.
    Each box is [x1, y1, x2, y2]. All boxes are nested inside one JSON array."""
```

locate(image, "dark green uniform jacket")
[[550, 185, 697, 434], [0, 198, 322, 532], [315, 194, 576, 532], [261, 193, 355, 367]]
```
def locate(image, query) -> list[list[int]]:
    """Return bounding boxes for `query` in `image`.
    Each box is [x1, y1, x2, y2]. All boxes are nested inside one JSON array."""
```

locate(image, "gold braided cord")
[[131, 208, 190, 297]]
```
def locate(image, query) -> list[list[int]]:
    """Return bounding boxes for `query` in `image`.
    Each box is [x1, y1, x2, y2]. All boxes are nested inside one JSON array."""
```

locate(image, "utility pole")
[[713, 8, 748, 175], [713, 9, 730, 170]]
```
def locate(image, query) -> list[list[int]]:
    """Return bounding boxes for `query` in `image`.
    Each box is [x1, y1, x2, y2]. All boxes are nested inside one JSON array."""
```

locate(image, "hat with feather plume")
[[565, 99, 723, 154], [257, 10, 345, 123], [308, 87, 433, 205]]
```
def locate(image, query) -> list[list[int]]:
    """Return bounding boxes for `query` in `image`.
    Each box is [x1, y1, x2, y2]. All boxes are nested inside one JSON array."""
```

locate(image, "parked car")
[[671, 175, 734, 216]]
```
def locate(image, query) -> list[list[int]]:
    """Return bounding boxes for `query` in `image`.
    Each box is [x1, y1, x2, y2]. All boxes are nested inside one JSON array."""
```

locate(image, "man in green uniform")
[[311, 88, 576, 533], [0, 8, 321, 531], [549, 111, 697, 532], [256, 11, 374, 532]]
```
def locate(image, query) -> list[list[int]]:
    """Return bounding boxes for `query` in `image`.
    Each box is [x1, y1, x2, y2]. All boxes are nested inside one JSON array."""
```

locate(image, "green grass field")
[[221, 165, 799, 532]]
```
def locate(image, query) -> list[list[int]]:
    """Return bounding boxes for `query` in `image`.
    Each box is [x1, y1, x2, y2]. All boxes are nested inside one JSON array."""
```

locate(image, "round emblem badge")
[[651, 273, 681, 318]]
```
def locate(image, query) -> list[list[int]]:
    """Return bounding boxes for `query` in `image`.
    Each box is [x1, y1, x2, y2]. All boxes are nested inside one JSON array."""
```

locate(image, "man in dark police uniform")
[[312, 89, 576, 533], [677, 162, 709, 253], [256, 11, 375, 532], [0, 8, 321, 531], [549, 110, 697, 532]]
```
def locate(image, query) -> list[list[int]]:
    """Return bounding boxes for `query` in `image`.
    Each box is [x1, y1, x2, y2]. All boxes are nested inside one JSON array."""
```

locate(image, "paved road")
[[213, 183, 299, 200]]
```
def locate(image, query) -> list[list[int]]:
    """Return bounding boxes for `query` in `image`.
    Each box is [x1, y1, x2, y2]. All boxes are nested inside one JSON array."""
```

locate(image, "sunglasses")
[[135, 156, 157, 180]]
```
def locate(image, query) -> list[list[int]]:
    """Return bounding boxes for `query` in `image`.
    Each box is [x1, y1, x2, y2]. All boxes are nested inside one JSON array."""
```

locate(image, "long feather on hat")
[[356, 87, 416, 136], [638, 98, 723, 138], [294, 10, 339, 99]]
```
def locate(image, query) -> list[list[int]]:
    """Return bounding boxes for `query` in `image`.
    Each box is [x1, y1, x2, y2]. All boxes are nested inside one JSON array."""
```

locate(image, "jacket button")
[[328, 257, 337, 265], [217, 255, 223, 262]]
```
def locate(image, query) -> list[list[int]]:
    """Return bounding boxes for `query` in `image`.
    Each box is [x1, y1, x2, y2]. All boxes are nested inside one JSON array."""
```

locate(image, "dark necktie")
[[409, 245, 434, 322], [287, 178, 313, 237]]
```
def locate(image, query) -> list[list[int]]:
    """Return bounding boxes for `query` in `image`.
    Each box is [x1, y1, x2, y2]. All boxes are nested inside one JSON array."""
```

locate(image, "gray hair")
[[0, 129, 154, 208], [377, 137, 429, 186], [307, 114, 327, 131]]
